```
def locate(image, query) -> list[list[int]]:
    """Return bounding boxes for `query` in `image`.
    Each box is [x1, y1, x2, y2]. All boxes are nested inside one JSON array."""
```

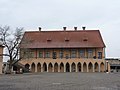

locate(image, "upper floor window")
[[71, 49, 76, 58], [31, 51, 35, 58], [52, 52, 57, 59], [79, 49, 85, 58], [65, 49, 70, 59], [88, 49, 93, 58], [98, 52, 102, 59], [45, 51, 50, 58], [39, 51, 43, 58], [66, 54, 69, 59], [59, 51, 63, 59], [23, 49, 34, 59]]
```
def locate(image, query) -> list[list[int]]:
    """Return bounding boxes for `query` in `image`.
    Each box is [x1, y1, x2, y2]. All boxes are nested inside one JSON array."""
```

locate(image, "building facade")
[[20, 27, 106, 73], [0, 45, 4, 74], [105, 58, 120, 72]]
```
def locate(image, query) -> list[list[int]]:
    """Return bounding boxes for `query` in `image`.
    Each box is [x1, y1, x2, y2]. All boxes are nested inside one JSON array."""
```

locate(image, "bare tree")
[[0, 26, 24, 73]]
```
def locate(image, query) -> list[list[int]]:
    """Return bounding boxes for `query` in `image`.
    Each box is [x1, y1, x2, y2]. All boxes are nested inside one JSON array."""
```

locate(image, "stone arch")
[[31, 63, 35, 73], [71, 62, 76, 72], [94, 62, 99, 72], [13, 66, 18, 72], [66, 62, 70, 72], [100, 62, 104, 72], [25, 63, 30, 71], [37, 63, 41, 72], [83, 62, 87, 72], [77, 62, 81, 72], [48, 63, 53, 72], [43, 62, 47, 72], [60, 62, 64, 72], [54, 63, 58, 72], [88, 62, 93, 72]]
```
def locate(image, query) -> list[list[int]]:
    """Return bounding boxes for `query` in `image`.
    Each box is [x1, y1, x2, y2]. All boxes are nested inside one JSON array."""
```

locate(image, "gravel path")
[[0, 72, 120, 90]]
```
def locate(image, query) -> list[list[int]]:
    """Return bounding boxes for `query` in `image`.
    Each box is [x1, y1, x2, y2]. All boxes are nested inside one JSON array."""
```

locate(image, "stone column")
[[93, 64, 95, 72], [0, 62, 2, 74], [64, 65, 66, 72], [41, 65, 43, 72], [81, 64, 83, 72], [35, 64, 37, 73], [76, 64, 78, 72], [47, 64, 48, 72], [70, 65, 71, 72], [53, 66, 54, 72], [99, 64, 101, 72], [87, 64, 89, 72], [58, 65, 60, 72]]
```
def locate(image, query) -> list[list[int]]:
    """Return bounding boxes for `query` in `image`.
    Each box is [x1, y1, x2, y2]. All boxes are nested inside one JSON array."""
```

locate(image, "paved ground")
[[0, 72, 120, 90]]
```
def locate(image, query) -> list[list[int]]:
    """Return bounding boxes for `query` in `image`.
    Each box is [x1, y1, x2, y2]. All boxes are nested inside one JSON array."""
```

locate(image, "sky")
[[0, 0, 120, 58]]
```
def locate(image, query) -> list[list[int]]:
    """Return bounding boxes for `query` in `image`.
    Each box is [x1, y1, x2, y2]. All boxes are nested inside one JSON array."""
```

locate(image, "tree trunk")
[[8, 57, 13, 74]]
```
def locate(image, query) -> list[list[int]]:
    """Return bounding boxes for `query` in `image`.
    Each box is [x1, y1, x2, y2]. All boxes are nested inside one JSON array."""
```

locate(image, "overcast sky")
[[0, 0, 120, 58]]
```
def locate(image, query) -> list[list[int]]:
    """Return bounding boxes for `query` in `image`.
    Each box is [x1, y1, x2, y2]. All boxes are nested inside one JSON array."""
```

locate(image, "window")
[[79, 50, 85, 58], [23, 50, 34, 59], [26, 51, 34, 58], [66, 54, 69, 59], [71, 50, 76, 58], [52, 52, 57, 59], [88, 49, 93, 58], [98, 52, 102, 59], [59, 51, 63, 59], [23, 51, 28, 59], [45, 51, 50, 58], [65, 50, 69, 59], [65, 38, 69, 42], [47, 39, 52, 42], [39, 51, 43, 58]]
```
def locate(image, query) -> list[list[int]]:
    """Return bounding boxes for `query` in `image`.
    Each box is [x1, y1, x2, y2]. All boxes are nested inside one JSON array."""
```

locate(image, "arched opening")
[[54, 63, 58, 72], [37, 63, 41, 72], [13, 66, 18, 71], [94, 62, 99, 72], [31, 63, 35, 73], [25, 64, 30, 71], [60, 62, 64, 72], [71, 62, 76, 72], [83, 62, 87, 72], [100, 62, 104, 72], [66, 62, 70, 72], [43, 62, 47, 72], [77, 62, 81, 72], [48, 63, 53, 72], [88, 62, 93, 72], [24, 63, 30, 72]]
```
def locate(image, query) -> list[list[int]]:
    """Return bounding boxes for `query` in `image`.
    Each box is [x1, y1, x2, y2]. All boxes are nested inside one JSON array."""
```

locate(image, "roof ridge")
[[25, 30, 99, 33]]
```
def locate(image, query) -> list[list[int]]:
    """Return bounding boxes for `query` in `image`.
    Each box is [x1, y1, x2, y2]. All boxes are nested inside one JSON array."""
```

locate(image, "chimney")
[[39, 27, 41, 31], [74, 27, 77, 31], [63, 27, 66, 31], [82, 26, 86, 30]]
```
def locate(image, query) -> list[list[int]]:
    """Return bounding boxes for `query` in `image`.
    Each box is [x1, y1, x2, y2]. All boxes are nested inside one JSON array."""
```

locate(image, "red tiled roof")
[[20, 30, 105, 48]]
